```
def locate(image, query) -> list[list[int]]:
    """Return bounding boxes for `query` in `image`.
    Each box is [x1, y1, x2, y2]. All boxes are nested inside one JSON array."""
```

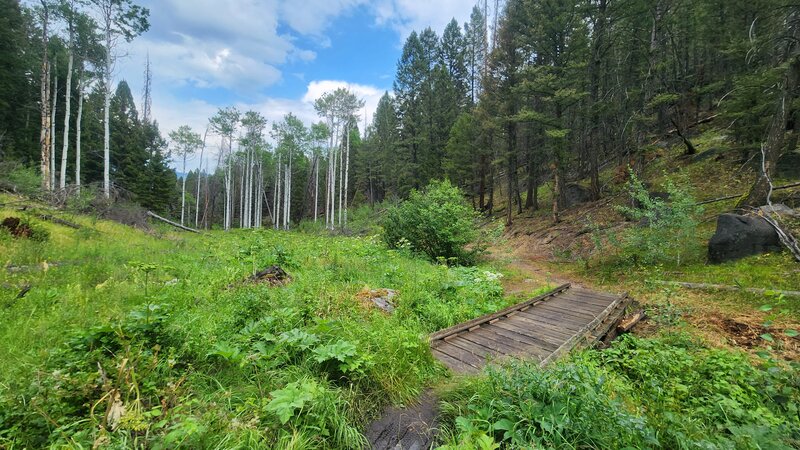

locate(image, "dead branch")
[[666, 114, 719, 134], [146, 211, 200, 233], [37, 214, 81, 229], [757, 208, 800, 262], [695, 182, 800, 206]]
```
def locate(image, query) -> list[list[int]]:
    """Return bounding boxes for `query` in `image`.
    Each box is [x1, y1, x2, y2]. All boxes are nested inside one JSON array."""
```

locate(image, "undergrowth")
[[438, 333, 800, 449], [0, 195, 510, 448]]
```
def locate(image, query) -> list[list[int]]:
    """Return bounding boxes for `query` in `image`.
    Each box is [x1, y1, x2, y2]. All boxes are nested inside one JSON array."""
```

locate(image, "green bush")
[[438, 334, 800, 449], [0, 162, 40, 196], [382, 180, 481, 265], [615, 172, 703, 266]]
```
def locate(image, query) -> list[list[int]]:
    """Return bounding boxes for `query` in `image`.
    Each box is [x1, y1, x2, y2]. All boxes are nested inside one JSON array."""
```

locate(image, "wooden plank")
[[517, 306, 590, 326], [590, 295, 632, 345], [568, 290, 620, 303], [467, 325, 533, 350], [571, 287, 620, 298], [445, 336, 498, 360], [515, 309, 588, 330], [462, 328, 533, 356], [534, 301, 599, 320], [557, 292, 617, 308], [540, 302, 605, 321], [555, 292, 614, 307], [539, 295, 625, 367], [503, 315, 574, 343], [430, 284, 571, 341], [554, 296, 614, 312], [476, 325, 552, 358], [432, 348, 479, 373], [433, 342, 486, 370], [490, 321, 561, 351], [509, 312, 583, 337]]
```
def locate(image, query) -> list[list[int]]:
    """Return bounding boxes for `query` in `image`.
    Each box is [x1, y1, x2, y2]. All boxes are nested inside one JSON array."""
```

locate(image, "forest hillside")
[[1, 0, 800, 448]]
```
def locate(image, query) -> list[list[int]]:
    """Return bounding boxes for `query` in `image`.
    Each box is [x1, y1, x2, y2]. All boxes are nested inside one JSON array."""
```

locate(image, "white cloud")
[[131, 34, 283, 92], [279, 0, 368, 38], [371, 0, 476, 39], [107, 0, 477, 172], [154, 79, 386, 172]]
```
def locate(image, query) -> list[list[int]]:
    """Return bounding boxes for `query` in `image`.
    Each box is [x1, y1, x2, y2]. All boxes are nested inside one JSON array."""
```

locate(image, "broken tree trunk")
[[146, 211, 200, 233]]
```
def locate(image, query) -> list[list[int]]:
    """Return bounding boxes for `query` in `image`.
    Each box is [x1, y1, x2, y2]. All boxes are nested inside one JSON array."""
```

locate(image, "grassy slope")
[[0, 195, 528, 448]]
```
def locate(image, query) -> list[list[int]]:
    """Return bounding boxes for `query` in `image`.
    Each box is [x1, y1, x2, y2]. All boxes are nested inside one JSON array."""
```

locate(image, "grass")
[[0, 193, 515, 448], [2, 131, 799, 449], [437, 333, 800, 449]]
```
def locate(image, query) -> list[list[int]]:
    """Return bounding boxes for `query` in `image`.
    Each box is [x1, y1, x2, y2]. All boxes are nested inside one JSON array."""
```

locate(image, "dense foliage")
[[0, 198, 511, 448], [382, 180, 481, 265], [439, 334, 800, 449], [615, 173, 704, 266], [2, 0, 797, 228], [355, 0, 799, 223]]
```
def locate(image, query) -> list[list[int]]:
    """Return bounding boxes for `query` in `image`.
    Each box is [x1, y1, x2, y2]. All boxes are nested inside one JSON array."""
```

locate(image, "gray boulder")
[[708, 213, 782, 263], [565, 183, 592, 207]]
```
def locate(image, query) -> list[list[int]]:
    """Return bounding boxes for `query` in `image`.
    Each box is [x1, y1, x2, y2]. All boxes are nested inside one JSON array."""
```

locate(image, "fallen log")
[[617, 309, 646, 332], [696, 182, 800, 206], [146, 211, 200, 233], [38, 214, 81, 229], [653, 280, 800, 298]]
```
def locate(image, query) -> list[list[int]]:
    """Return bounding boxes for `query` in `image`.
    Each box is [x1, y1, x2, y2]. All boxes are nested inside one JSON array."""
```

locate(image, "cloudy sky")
[[113, 0, 478, 170]]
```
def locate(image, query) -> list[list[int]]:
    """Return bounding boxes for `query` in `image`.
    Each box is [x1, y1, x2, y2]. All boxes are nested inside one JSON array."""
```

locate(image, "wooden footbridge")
[[429, 283, 631, 373], [367, 283, 633, 449]]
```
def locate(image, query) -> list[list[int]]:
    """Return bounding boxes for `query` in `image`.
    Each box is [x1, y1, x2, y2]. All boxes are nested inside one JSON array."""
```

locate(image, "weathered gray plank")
[[489, 321, 560, 352], [502, 316, 572, 345], [534, 301, 600, 320], [444, 336, 498, 361], [475, 325, 550, 358], [505, 313, 577, 340], [459, 328, 530, 356], [554, 295, 614, 311], [433, 342, 486, 370], [514, 309, 587, 330], [432, 348, 479, 373], [515, 308, 589, 328], [430, 284, 571, 341]]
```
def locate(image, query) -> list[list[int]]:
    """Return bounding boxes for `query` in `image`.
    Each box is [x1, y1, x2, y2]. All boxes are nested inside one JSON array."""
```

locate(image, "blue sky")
[[114, 0, 479, 170]]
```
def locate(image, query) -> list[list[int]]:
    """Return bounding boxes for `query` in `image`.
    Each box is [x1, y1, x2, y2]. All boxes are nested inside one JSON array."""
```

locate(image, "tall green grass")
[[0, 196, 511, 448], [438, 333, 800, 449]]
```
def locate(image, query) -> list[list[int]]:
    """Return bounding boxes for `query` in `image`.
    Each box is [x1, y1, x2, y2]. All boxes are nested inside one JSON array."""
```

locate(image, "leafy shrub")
[[439, 334, 800, 449], [615, 172, 703, 266], [382, 180, 481, 265], [0, 162, 40, 196]]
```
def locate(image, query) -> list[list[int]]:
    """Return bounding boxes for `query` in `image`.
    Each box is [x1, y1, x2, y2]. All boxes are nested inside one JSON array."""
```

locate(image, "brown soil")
[[700, 313, 800, 359]]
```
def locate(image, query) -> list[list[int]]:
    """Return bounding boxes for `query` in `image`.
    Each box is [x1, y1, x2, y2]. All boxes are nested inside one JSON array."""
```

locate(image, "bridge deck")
[[429, 284, 629, 373]]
